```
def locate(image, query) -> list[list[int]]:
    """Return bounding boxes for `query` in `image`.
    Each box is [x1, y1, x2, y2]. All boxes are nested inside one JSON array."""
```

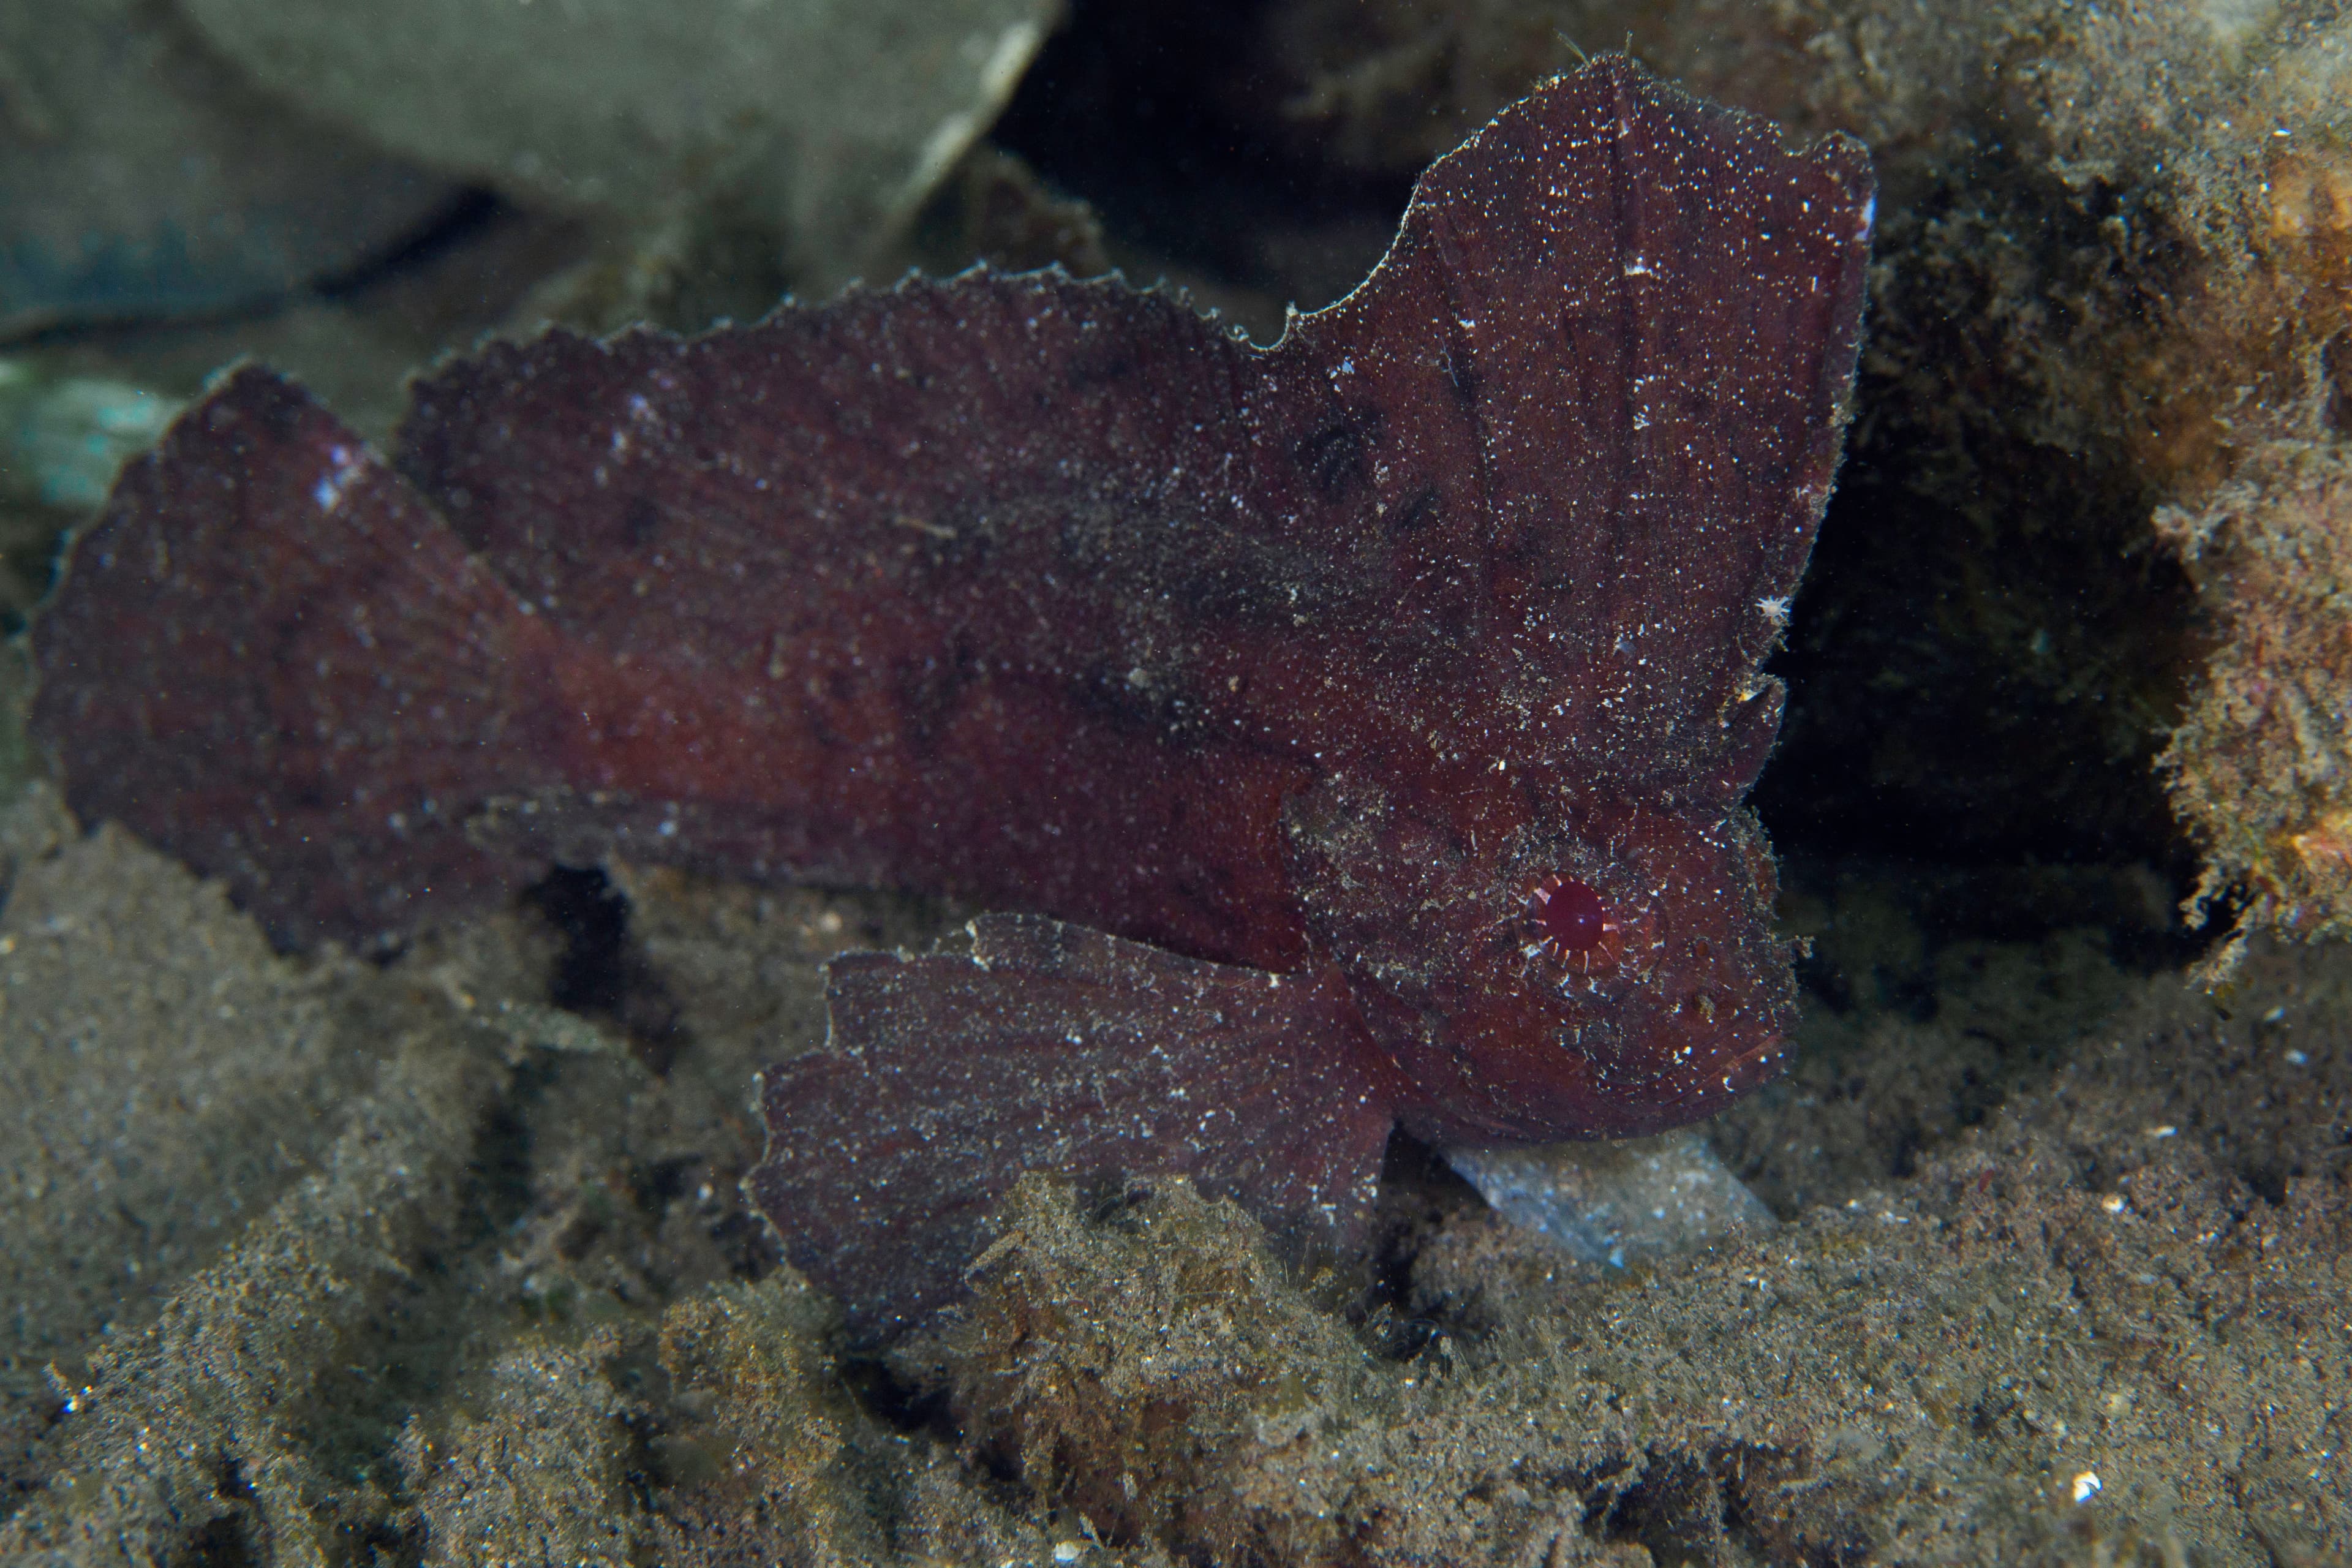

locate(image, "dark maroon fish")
[[29, 58, 1871, 1335]]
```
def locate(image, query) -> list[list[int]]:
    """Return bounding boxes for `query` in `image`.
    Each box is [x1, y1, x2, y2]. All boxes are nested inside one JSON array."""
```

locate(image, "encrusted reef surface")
[[2160, 445, 2352, 967], [0, 780, 2350, 1564]]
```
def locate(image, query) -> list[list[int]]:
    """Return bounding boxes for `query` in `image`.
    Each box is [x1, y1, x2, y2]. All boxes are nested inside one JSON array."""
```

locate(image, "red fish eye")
[[1530, 875, 1607, 952]]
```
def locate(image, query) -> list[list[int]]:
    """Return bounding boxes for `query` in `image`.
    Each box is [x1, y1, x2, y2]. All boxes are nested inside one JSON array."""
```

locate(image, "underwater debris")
[[176, 0, 1062, 290], [1448, 1128, 1777, 1268], [29, 57, 1869, 1335], [0, 361, 182, 510], [0, 0, 461, 336]]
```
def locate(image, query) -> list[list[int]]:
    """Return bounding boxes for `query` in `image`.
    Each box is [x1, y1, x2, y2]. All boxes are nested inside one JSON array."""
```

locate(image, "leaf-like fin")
[[29, 366, 567, 949], [747, 913, 1396, 1338]]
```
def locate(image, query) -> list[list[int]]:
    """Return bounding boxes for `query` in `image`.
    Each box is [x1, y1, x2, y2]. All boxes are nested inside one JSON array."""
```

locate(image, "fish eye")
[[1528, 874, 1607, 952]]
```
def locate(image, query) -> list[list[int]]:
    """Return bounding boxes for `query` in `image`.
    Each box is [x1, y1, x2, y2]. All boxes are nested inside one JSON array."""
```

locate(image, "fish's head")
[[1282, 771, 1798, 1146]]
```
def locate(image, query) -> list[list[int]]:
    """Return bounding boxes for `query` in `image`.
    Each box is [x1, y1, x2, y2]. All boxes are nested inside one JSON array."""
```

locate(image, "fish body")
[[29, 58, 1872, 1334]]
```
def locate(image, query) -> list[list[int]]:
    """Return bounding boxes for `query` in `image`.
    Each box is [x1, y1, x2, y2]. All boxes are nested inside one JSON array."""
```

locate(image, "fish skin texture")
[[29, 58, 1872, 1335]]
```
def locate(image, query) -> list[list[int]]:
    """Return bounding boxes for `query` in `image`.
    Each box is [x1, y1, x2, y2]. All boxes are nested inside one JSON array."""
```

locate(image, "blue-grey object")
[[0, 364, 181, 510], [0, 0, 457, 336], [1449, 1129, 1777, 1268]]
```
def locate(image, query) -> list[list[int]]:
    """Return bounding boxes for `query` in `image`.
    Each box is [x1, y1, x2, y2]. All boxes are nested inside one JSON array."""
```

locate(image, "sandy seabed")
[[0, 777, 2338, 1567]]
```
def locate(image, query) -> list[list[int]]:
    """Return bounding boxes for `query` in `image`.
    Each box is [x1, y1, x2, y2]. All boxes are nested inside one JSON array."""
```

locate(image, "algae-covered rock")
[[646, 1281, 878, 1556], [2159, 444, 2352, 971], [638, 1273, 1084, 1566], [899, 1175, 1384, 1557], [415, 1335, 638, 1568]]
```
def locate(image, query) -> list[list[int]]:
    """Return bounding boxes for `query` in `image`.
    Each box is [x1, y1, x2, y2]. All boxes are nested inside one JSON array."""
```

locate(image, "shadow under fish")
[[28, 57, 1873, 1340]]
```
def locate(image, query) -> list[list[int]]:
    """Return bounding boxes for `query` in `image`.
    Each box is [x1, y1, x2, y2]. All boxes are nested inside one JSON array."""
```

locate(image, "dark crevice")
[[524, 866, 688, 1073], [311, 187, 511, 301], [994, 0, 1411, 307], [184, 1511, 259, 1568]]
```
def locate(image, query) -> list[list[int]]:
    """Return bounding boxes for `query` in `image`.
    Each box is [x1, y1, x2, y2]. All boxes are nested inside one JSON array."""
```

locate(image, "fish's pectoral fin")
[[746, 913, 1395, 1341]]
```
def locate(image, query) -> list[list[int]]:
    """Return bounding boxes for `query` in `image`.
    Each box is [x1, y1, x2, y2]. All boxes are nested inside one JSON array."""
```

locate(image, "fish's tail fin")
[[29, 366, 566, 950], [748, 914, 1398, 1340]]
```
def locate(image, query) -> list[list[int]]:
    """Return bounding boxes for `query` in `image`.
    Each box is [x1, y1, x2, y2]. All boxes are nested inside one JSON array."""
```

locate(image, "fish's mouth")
[[1624, 1027, 1790, 1133], [1713, 1030, 1790, 1102], [1497, 1023, 1790, 1144]]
